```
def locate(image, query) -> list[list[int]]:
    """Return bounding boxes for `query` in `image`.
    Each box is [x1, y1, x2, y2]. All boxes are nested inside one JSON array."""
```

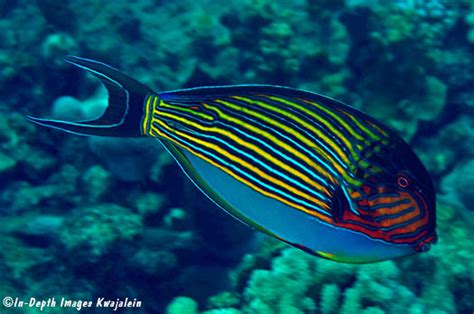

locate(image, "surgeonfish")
[[27, 56, 437, 263]]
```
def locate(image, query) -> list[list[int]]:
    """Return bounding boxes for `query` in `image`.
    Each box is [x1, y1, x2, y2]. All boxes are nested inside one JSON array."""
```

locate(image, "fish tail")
[[26, 56, 153, 137]]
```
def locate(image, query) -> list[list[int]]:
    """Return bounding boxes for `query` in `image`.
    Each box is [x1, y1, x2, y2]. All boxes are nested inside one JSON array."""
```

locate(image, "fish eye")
[[397, 175, 410, 188]]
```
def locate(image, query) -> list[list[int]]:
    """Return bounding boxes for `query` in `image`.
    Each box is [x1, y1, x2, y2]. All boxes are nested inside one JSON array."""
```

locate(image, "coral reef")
[[1, 0, 473, 313]]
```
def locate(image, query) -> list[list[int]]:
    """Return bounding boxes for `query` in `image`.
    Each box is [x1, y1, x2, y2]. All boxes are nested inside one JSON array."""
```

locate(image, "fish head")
[[348, 138, 437, 256]]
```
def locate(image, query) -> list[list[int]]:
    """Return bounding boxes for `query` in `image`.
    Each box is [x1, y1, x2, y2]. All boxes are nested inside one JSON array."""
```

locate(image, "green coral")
[[166, 296, 199, 314], [243, 249, 342, 313], [319, 284, 340, 314], [59, 204, 142, 260], [362, 75, 447, 141], [131, 192, 166, 216], [0, 152, 16, 173], [81, 165, 112, 202]]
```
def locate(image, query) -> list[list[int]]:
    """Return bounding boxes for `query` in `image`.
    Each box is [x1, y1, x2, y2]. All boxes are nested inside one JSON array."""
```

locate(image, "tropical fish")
[[27, 56, 437, 263]]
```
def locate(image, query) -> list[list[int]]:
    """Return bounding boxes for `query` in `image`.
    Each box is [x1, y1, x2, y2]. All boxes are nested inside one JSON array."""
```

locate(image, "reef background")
[[0, 0, 473, 313]]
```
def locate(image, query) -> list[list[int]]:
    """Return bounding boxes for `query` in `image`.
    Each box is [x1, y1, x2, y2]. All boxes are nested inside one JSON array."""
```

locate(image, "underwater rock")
[[2, 1, 474, 313], [51, 87, 108, 121], [51, 96, 85, 120]]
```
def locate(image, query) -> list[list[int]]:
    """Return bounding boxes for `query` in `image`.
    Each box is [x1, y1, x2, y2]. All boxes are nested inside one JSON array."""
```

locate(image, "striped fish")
[[27, 57, 437, 263]]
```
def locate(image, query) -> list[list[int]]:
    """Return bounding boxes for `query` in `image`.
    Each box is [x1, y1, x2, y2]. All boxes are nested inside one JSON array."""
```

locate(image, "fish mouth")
[[413, 232, 437, 252]]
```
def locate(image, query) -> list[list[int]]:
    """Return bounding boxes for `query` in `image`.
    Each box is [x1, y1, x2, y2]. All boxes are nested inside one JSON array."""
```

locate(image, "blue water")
[[0, 1, 472, 313]]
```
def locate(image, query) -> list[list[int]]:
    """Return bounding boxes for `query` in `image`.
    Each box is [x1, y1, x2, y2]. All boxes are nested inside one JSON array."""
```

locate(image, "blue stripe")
[[154, 124, 331, 215], [210, 100, 342, 179]]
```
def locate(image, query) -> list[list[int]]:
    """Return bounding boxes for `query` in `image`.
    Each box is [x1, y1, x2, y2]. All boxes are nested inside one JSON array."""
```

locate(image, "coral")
[[131, 192, 166, 216], [369, 0, 459, 48], [0, 152, 16, 173], [415, 115, 474, 177], [81, 165, 112, 202], [40, 33, 78, 66], [130, 249, 177, 277], [59, 204, 142, 261], [243, 249, 326, 313], [207, 291, 240, 310], [0, 113, 56, 178], [164, 207, 192, 231], [237, 216, 473, 314], [465, 8, 474, 44], [319, 284, 340, 314], [1, 1, 473, 313], [440, 159, 474, 211], [358, 72, 447, 140], [166, 296, 199, 314]]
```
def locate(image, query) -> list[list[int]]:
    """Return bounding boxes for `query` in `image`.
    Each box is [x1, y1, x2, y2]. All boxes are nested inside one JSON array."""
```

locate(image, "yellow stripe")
[[203, 102, 337, 186], [141, 95, 153, 135], [262, 95, 362, 165], [339, 109, 385, 140], [230, 96, 350, 168], [316, 250, 337, 260], [149, 122, 333, 222], [214, 98, 363, 186], [155, 109, 332, 203], [300, 98, 368, 142]]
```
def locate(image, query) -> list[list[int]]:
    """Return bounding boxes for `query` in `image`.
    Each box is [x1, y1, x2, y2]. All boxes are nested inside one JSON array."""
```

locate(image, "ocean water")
[[0, 0, 473, 313]]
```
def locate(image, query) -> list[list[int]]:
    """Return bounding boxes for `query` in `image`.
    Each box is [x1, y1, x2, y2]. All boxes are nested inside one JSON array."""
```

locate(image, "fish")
[[27, 56, 437, 263]]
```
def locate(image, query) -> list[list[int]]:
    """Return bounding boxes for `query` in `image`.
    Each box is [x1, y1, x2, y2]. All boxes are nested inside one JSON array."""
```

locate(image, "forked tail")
[[26, 56, 153, 137]]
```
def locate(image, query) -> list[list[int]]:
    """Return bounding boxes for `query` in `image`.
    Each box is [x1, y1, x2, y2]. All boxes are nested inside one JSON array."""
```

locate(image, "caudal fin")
[[26, 56, 153, 137]]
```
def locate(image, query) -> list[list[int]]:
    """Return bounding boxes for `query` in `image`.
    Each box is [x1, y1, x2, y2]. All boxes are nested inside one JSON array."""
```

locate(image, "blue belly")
[[166, 141, 413, 263]]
